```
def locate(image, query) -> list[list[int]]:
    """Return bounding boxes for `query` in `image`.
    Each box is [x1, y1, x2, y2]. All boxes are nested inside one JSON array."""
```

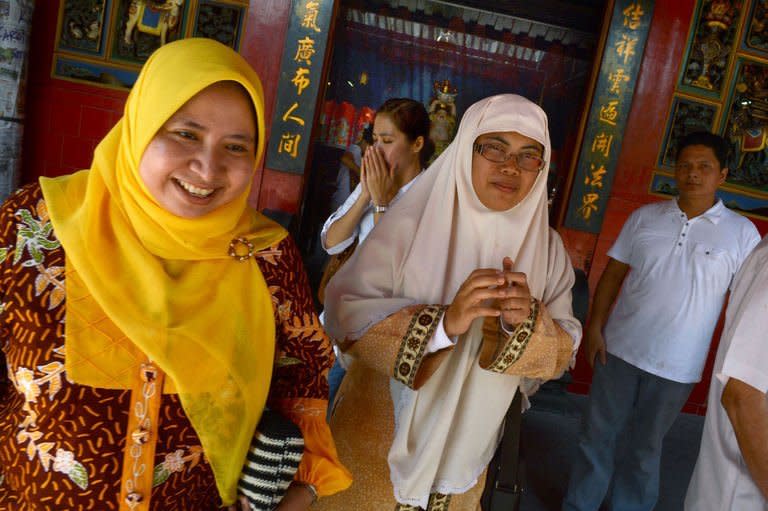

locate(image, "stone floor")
[[520, 390, 704, 511]]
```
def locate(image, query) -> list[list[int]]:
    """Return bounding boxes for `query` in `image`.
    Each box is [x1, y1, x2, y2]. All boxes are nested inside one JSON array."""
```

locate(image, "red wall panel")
[[21, 2, 126, 182]]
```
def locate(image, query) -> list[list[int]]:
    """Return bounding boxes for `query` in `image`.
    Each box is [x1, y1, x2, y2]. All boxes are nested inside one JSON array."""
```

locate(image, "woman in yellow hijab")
[[0, 38, 350, 510]]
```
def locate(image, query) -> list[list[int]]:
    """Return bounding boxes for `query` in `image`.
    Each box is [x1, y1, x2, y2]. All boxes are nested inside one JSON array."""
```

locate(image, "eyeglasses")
[[473, 142, 545, 172]]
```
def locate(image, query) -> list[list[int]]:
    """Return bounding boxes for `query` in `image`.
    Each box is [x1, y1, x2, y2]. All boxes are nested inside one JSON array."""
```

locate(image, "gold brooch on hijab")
[[229, 237, 284, 261], [228, 237, 255, 261]]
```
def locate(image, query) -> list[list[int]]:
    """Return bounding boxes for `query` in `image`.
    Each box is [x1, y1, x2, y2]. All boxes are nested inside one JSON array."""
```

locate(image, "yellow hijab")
[[39, 38, 286, 504]]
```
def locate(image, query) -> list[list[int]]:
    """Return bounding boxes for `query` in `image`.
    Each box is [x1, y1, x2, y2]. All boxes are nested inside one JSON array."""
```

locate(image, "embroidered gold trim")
[[393, 305, 447, 388], [488, 298, 539, 373], [392, 491, 452, 511], [427, 492, 452, 510], [118, 360, 165, 511]]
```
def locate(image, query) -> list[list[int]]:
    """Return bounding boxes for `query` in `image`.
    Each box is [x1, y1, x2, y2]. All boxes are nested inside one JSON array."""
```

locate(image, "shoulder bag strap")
[[485, 389, 523, 511]]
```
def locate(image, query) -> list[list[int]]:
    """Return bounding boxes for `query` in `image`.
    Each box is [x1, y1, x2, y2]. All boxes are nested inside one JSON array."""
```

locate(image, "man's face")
[[674, 144, 727, 202]]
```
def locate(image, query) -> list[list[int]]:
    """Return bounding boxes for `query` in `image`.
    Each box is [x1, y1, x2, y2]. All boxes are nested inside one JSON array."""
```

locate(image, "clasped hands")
[[444, 256, 531, 337], [360, 146, 397, 208]]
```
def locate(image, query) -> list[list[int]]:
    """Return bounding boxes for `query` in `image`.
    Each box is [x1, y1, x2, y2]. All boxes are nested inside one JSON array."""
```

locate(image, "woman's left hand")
[[225, 482, 314, 511], [498, 257, 532, 326], [273, 483, 316, 511], [226, 496, 252, 511]]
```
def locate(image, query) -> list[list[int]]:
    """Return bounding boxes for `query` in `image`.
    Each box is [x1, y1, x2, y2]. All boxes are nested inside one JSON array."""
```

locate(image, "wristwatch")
[[373, 204, 388, 214]]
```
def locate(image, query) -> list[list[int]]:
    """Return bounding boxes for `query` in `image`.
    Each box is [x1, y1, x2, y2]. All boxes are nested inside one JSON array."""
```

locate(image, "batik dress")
[[0, 184, 345, 510]]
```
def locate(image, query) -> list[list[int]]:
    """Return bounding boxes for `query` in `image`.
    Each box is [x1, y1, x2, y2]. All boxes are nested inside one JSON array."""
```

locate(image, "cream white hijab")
[[324, 94, 577, 506]]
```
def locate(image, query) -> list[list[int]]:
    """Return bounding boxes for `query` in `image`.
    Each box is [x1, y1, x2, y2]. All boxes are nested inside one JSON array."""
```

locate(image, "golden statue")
[[691, 0, 736, 90], [124, 0, 184, 46], [428, 79, 458, 162]]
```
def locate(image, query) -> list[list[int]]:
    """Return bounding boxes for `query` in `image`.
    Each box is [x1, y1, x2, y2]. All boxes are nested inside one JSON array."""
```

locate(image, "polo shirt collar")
[[669, 198, 724, 224]]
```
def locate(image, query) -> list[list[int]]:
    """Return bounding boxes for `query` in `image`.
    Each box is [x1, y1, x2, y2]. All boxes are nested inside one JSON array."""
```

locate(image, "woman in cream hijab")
[[0, 39, 350, 510], [319, 94, 581, 510]]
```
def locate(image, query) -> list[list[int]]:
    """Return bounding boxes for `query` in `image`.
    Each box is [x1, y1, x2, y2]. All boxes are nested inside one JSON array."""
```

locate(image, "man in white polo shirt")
[[562, 131, 760, 511], [685, 235, 768, 511]]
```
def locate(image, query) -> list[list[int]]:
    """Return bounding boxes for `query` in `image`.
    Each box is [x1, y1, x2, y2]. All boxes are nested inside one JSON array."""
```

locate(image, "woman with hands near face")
[[360, 141, 398, 220], [321, 98, 434, 254]]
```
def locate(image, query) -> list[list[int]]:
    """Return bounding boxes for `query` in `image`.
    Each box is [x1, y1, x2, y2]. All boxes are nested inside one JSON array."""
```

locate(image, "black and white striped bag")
[[237, 410, 304, 510]]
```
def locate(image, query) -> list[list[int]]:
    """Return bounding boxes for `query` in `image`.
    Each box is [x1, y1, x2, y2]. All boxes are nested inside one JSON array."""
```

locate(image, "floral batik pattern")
[[258, 236, 334, 402], [0, 184, 337, 510], [0, 189, 90, 496]]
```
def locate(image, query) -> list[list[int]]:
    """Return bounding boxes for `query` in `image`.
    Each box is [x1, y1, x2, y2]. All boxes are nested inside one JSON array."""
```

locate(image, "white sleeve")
[[727, 220, 760, 292], [321, 183, 363, 255], [738, 222, 761, 267], [424, 315, 456, 354], [718, 241, 768, 394], [606, 207, 642, 264]]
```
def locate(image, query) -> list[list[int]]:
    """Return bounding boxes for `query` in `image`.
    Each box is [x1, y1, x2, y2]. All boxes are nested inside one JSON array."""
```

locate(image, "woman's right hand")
[[443, 269, 510, 337], [358, 155, 371, 203]]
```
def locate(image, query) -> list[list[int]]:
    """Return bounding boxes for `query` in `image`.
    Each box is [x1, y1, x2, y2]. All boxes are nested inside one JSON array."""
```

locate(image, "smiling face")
[[471, 131, 544, 211], [372, 112, 423, 174], [674, 144, 727, 202], [138, 81, 257, 218]]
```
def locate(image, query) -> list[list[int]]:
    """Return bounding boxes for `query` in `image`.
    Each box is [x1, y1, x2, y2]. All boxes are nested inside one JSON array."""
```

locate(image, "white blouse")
[[320, 173, 422, 255]]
